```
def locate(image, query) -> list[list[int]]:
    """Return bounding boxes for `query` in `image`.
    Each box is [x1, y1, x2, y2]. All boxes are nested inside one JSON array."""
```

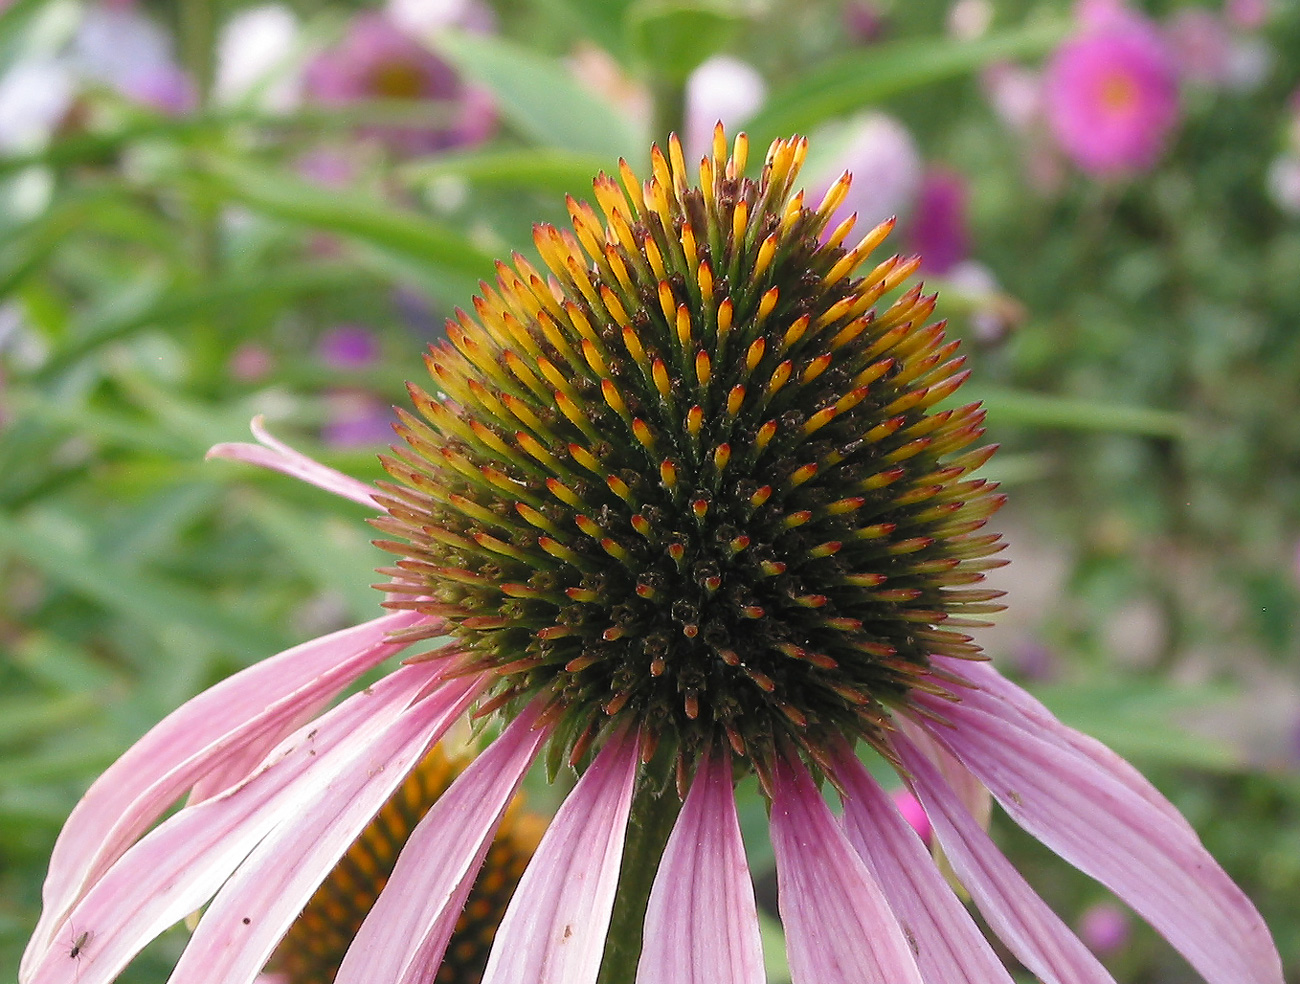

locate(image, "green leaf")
[[1033, 681, 1245, 772], [39, 262, 375, 380], [245, 496, 386, 625], [193, 158, 497, 302], [431, 31, 643, 161], [967, 386, 1191, 439], [402, 147, 610, 196], [528, 0, 636, 60], [0, 508, 289, 660], [626, 1, 743, 82], [744, 20, 1068, 150]]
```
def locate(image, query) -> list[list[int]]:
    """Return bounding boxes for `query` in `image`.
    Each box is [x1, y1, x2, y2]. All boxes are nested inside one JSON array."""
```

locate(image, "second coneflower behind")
[[22, 126, 1281, 984]]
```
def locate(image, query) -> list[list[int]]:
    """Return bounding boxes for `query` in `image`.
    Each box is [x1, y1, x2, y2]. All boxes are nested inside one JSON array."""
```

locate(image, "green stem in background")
[[597, 772, 682, 984], [178, 0, 220, 288], [650, 75, 687, 150]]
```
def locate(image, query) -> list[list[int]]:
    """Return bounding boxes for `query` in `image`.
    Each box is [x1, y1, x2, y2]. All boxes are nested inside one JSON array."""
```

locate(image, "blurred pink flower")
[[1044, 9, 1180, 176], [1226, 0, 1270, 30], [1079, 901, 1132, 955], [304, 12, 494, 153], [683, 57, 765, 163], [982, 61, 1044, 133], [907, 167, 969, 275], [1166, 7, 1234, 86], [811, 112, 922, 234], [228, 344, 274, 383], [72, 5, 195, 113]]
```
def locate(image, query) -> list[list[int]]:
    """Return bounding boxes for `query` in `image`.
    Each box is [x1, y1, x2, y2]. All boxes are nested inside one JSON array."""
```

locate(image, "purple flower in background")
[[304, 12, 493, 153], [811, 112, 922, 234], [1079, 901, 1133, 955], [907, 167, 969, 275], [72, 4, 195, 113], [843, 1, 888, 44], [1044, 8, 1180, 176], [321, 392, 397, 448], [317, 325, 380, 369]]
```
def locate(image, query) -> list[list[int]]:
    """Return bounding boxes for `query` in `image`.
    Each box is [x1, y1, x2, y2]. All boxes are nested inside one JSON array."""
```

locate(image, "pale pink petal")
[[22, 610, 430, 977], [893, 731, 1118, 984], [206, 416, 380, 506], [636, 751, 764, 984], [933, 656, 1194, 834], [479, 729, 640, 984], [334, 705, 550, 984], [769, 755, 924, 984], [831, 746, 1015, 984], [166, 676, 484, 984], [895, 716, 991, 828], [23, 662, 450, 984], [917, 691, 1284, 984]]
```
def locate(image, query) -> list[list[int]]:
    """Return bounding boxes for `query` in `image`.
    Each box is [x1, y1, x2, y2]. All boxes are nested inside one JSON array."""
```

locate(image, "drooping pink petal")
[[479, 728, 640, 984], [831, 746, 1014, 984], [206, 416, 379, 506], [23, 662, 451, 984], [916, 690, 1284, 984], [769, 755, 924, 984], [22, 610, 431, 978], [932, 655, 1194, 834], [333, 704, 550, 984], [636, 750, 764, 984], [165, 675, 484, 984], [893, 731, 1118, 984]]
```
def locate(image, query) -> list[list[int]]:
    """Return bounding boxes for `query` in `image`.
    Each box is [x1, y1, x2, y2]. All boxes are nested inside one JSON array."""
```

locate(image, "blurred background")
[[0, 0, 1297, 980]]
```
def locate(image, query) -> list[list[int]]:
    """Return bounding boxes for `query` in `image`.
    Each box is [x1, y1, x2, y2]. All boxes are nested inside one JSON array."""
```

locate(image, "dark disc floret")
[[371, 126, 1007, 776]]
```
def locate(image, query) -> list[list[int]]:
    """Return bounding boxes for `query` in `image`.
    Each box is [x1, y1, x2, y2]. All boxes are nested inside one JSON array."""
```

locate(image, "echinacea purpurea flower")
[[22, 125, 1282, 984]]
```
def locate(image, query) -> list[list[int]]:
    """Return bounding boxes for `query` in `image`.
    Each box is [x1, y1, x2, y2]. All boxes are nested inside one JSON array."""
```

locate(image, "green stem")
[[597, 772, 682, 984], [650, 76, 687, 149]]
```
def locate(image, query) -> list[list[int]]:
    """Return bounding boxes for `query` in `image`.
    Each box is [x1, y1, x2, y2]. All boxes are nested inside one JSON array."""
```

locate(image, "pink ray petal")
[[831, 746, 1014, 984], [933, 656, 1194, 834], [23, 610, 431, 978], [916, 690, 1284, 984], [333, 704, 550, 984], [165, 675, 484, 984], [894, 731, 1118, 984], [22, 662, 450, 984], [895, 716, 991, 828], [479, 728, 640, 984], [636, 750, 764, 984], [769, 755, 924, 984], [206, 416, 379, 506]]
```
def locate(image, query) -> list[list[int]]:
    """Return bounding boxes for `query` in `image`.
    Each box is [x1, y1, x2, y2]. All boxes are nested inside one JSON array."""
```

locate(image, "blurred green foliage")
[[1, 0, 1298, 981]]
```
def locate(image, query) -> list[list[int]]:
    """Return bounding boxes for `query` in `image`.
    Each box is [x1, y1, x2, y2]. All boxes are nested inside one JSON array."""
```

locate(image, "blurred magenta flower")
[[843, 1, 888, 44], [321, 392, 396, 448], [889, 788, 932, 846], [1226, 0, 1270, 30], [1079, 901, 1133, 955], [317, 325, 380, 369], [304, 11, 493, 153], [21, 130, 1282, 984], [907, 167, 969, 276], [1044, 8, 1180, 176]]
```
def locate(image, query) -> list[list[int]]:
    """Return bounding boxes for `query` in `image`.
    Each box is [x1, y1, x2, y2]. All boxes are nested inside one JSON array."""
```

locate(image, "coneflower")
[[22, 126, 1281, 984]]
